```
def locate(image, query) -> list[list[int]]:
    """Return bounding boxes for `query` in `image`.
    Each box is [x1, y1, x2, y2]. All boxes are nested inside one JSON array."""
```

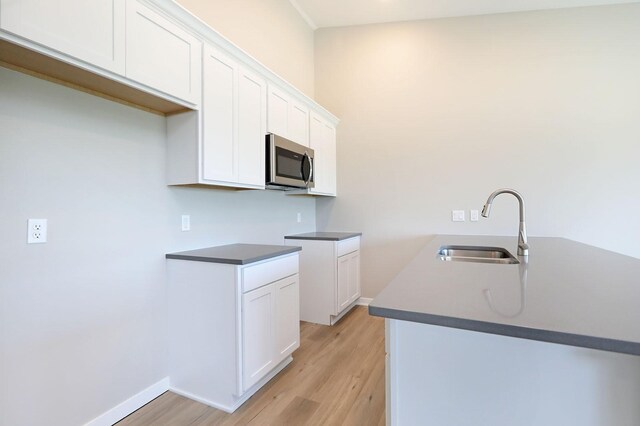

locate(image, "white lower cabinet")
[[167, 253, 300, 413], [242, 283, 276, 391], [242, 273, 300, 391], [337, 250, 360, 314], [275, 275, 301, 358], [285, 236, 361, 325]]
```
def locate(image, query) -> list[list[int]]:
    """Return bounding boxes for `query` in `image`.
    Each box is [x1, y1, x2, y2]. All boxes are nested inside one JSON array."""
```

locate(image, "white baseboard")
[[84, 377, 169, 426], [357, 297, 373, 306]]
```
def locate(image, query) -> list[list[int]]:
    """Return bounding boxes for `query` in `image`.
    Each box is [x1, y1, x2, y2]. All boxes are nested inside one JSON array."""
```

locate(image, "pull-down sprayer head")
[[480, 188, 529, 257]]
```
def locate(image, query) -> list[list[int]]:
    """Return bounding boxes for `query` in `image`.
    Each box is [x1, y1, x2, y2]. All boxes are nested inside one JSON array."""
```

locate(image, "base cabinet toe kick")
[[166, 249, 300, 413]]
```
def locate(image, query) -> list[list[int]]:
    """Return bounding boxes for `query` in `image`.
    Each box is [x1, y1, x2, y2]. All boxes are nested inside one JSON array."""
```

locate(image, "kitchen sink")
[[437, 245, 519, 264]]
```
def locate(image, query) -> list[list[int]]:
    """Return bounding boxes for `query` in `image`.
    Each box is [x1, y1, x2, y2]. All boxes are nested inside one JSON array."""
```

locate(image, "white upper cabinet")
[[0, 0, 337, 191], [0, 0, 126, 74], [309, 112, 337, 196], [125, 0, 201, 106], [267, 84, 309, 147], [237, 67, 267, 187], [202, 45, 236, 183], [288, 100, 309, 147], [169, 43, 266, 189], [267, 85, 289, 138]]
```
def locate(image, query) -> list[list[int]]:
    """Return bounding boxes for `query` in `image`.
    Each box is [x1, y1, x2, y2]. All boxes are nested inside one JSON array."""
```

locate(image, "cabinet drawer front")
[[337, 237, 360, 257], [242, 254, 298, 293]]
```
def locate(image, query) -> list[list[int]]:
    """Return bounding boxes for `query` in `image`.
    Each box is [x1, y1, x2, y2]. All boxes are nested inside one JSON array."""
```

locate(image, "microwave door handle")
[[301, 152, 313, 187]]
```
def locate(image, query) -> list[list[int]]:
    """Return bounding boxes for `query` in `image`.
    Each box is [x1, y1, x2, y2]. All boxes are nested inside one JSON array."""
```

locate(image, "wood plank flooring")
[[118, 306, 385, 425]]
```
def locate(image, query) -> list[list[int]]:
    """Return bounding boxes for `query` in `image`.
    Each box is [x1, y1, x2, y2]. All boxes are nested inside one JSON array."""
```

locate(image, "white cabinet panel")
[[237, 67, 266, 187], [275, 275, 300, 359], [0, 0, 125, 74], [242, 284, 276, 392], [337, 254, 351, 314], [126, 0, 201, 105], [267, 84, 310, 147], [267, 84, 289, 137], [348, 251, 361, 303], [289, 100, 309, 147], [308, 111, 337, 196], [202, 45, 236, 183], [337, 251, 360, 313]]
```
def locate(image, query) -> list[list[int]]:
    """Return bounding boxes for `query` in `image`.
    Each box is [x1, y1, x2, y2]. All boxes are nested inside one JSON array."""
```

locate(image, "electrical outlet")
[[470, 210, 479, 222], [297, 212, 302, 223], [181, 215, 191, 231], [452, 210, 465, 222], [27, 219, 47, 244]]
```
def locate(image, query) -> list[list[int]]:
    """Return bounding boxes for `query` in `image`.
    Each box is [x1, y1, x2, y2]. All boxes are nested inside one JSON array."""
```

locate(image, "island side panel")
[[389, 319, 640, 426]]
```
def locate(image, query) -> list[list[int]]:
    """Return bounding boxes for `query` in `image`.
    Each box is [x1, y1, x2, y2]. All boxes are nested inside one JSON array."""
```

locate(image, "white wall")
[[178, 0, 315, 98], [0, 1, 317, 423], [315, 3, 640, 297]]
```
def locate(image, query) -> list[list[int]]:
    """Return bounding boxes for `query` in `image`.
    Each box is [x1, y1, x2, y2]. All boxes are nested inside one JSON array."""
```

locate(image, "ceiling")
[[289, 0, 640, 29]]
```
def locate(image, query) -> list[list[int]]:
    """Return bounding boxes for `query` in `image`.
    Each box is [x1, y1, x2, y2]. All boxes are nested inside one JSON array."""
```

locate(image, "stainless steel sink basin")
[[437, 245, 519, 264]]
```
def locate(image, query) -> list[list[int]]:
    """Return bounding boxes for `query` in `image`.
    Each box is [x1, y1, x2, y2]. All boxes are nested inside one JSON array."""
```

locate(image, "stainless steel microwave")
[[266, 133, 314, 190]]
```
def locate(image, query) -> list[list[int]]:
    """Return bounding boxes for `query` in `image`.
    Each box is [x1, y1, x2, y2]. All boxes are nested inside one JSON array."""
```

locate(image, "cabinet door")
[[267, 84, 289, 137], [0, 0, 125, 74], [289, 100, 309, 147], [237, 66, 266, 187], [202, 45, 236, 183], [125, 0, 201, 105], [324, 122, 337, 196], [337, 254, 352, 314], [242, 283, 276, 392], [275, 275, 300, 361], [348, 251, 361, 303], [309, 113, 327, 193], [309, 112, 337, 196]]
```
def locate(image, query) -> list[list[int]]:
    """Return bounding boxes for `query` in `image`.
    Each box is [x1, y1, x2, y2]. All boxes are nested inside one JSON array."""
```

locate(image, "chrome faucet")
[[481, 188, 529, 257]]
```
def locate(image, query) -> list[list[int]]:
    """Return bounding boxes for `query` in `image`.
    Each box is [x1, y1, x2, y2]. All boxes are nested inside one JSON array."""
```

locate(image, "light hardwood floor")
[[118, 306, 385, 425]]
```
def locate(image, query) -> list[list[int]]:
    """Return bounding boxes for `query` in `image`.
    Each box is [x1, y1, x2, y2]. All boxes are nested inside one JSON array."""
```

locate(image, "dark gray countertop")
[[369, 235, 640, 356], [284, 232, 362, 241], [166, 243, 301, 265]]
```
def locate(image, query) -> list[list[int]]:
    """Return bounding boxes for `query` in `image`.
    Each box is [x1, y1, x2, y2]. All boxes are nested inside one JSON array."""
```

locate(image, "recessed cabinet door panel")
[[267, 85, 289, 137], [275, 275, 300, 360], [126, 0, 201, 105], [309, 113, 326, 194], [238, 67, 266, 187], [0, 0, 125, 74], [242, 284, 275, 392], [337, 254, 351, 314], [324, 122, 337, 196], [202, 46, 236, 183], [348, 251, 361, 303], [289, 101, 309, 147]]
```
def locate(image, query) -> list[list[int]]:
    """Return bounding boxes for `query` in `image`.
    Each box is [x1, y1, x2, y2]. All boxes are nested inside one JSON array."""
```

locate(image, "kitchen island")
[[369, 235, 640, 426]]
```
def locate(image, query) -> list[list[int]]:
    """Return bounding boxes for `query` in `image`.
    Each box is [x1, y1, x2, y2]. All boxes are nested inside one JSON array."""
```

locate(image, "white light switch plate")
[[452, 210, 465, 222], [181, 215, 190, 231], [470, 210, 479, 222]]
